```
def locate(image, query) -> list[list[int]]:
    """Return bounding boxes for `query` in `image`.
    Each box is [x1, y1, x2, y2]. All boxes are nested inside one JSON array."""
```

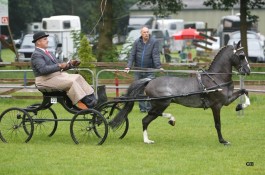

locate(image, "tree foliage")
[[138, 0, 185, 17], [8, 0, 54, 37], [77, 35, 96, 83], [78, 35, 96, 65], [203, 0, 265, 22]]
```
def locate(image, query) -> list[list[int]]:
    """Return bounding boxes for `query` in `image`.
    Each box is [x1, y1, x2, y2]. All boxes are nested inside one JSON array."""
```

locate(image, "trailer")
[[26, 22, 42, 34], [42, 15, 81, 61]]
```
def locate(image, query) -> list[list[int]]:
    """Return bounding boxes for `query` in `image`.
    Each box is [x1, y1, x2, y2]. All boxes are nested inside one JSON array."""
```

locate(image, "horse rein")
[[197, 69, 233, 92]]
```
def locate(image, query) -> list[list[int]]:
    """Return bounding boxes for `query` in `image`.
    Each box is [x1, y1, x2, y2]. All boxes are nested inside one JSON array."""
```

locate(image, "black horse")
[[110, 41, 251, 145]]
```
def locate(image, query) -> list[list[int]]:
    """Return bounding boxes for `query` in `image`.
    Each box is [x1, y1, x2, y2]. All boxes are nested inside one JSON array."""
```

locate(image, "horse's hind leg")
[[211, 106, 230, 145], [142, 104, 169, 144], [142, 112, 159, 144]]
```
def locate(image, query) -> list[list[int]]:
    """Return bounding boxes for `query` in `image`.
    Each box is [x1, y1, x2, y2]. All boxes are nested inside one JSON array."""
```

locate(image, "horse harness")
[[196, 69, 233, 109]]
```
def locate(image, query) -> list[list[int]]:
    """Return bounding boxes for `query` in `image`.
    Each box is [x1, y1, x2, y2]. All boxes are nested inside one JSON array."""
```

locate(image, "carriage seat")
[[36, 85, 67, 96], [36, 85, 72, 106], [36, 85, 81, 112], [36, 85, 108, 109]]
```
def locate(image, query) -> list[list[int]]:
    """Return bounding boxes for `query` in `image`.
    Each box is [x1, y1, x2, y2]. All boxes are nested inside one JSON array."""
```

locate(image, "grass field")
[[1, 49, 15, 62], [0, 93, 264, 175]]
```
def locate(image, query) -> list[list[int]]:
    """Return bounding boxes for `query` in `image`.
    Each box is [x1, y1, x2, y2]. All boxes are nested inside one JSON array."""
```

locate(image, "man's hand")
[[124, 67, 130, 73], [59, 63, 70, 71], [159, 67, 165, 74], [71, 60, 81, 67]]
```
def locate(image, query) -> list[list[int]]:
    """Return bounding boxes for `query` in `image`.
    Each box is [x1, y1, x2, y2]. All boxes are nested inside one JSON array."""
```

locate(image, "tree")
[[96, 0, 113, 61], [8, 0, 54, 37], [52, 0, 98, 33], [78, 35, 96, 64], [203, 0, 265, 57], [78, 35, 96, 82], [96, 0, 138, 61]]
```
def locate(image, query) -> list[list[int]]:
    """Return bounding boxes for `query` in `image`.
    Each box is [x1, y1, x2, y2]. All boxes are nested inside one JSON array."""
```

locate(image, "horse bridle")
[[196, 47, 248, 92], [233, 47, 250, 74]]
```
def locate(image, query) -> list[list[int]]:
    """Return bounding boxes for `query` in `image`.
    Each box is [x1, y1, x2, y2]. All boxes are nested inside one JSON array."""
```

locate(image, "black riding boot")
[[81, 94, 97, 108]]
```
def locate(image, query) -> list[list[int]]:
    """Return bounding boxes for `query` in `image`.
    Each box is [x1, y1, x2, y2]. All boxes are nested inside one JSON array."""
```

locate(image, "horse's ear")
[[236, 40, 241, 49]]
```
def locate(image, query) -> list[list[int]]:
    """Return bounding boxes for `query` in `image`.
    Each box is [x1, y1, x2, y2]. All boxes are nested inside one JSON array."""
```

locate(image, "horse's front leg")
[[225, 89, 247, 105], [211, 105, 230, 145], [225, 89, 250, 111]]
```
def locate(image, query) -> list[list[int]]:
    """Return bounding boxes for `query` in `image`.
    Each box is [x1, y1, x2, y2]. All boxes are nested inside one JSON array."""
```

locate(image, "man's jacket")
[[127, 36, 161, 69]]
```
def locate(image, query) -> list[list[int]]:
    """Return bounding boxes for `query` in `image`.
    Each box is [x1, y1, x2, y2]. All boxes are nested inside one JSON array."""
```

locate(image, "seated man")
[[31, 31, 97, 108]]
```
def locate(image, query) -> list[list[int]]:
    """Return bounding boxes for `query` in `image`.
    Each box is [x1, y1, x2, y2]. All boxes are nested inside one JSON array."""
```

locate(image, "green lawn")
[[0, 93, 264, 175], [0, 49, 16, 62]]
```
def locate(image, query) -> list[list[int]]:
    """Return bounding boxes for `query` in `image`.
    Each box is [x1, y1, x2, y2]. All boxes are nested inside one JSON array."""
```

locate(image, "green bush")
[[77, 35, 96, 83]]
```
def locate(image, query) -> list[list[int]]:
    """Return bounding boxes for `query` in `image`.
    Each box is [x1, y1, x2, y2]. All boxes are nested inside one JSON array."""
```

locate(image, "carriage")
[[0, 41, 250, 145], [0, 84, 132, 145]]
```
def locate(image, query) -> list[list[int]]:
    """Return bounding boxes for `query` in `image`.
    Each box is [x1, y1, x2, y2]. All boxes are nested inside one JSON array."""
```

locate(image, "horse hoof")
[[235, 104, 242, 111], [168, 120, 175, 126], [144, 140, 155, 144], [223, 142, 231, 146], [220, 140, 231, 146]]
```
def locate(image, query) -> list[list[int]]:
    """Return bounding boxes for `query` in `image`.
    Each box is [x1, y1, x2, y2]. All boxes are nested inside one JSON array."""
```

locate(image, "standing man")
[[31, 31, 97, 108], [125, 26, 162, 112]]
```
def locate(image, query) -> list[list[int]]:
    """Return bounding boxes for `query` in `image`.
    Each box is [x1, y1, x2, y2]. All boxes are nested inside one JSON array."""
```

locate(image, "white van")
[[42, 15, 81, 60], [155, 19, 184, 51]]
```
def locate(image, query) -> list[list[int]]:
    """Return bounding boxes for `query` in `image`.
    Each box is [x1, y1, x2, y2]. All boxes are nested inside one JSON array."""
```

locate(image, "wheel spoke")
[[70, 109, 108, 145]]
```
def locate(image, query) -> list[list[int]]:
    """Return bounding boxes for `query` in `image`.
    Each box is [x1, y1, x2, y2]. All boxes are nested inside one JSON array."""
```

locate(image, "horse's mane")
[[207, 45, 232, 70]]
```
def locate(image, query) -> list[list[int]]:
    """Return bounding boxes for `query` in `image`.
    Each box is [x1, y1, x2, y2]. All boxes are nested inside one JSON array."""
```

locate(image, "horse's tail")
[[109, 78, 152, 129]]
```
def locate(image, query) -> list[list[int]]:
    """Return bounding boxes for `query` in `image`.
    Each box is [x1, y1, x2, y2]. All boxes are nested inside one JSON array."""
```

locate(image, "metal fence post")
[[237, 75, 245, 117]]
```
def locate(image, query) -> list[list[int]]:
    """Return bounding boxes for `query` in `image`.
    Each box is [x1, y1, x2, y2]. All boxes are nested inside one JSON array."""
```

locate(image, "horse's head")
[[232, 41, 251, 75]]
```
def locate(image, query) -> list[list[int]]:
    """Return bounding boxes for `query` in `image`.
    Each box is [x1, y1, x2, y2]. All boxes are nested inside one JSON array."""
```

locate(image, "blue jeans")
[[134, 72, 155, 111]]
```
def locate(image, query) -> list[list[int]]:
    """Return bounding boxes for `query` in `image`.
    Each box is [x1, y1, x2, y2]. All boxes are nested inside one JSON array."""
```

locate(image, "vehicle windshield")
[[126, 30, 141, 42], [151, 31, 163, 38], [21, 35, 56, 49], [21, 36, 35, 48]]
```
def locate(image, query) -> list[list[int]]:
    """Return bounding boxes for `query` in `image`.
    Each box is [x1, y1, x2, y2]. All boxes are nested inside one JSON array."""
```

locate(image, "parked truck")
[[41, 15, 81, 60]]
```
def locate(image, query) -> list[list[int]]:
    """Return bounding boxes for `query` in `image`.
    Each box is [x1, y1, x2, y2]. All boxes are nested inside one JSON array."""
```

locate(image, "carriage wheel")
[[0, 107, 34, 143], [26, 104, 58, 137], [99, 103, 129, 139], [70, 109, 108, 145]]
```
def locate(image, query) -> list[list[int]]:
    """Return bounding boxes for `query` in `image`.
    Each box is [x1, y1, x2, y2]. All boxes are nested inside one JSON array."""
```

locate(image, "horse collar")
[[196, 72, 206, 91]]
